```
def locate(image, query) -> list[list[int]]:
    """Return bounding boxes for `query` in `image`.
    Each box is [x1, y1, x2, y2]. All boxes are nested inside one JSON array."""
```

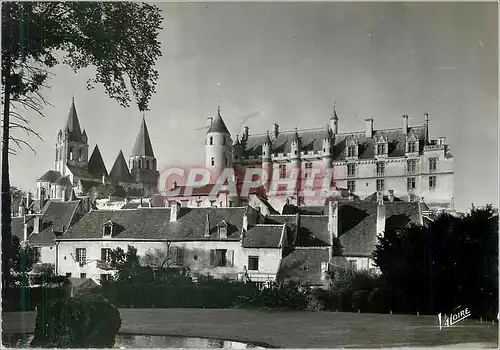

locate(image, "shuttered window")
[[210, 249, 234, 267]]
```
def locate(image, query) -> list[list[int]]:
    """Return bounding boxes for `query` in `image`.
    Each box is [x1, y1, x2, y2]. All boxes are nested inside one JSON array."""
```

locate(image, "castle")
[[203, 104, 454, 213], [36, 98, 159, 204]]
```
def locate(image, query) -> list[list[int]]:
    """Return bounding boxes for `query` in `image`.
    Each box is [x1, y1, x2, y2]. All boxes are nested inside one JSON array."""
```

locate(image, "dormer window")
[[407, 142, 416, 153], [103, 221, 114, 238], [375, 134, 389, 157], [217, 221, 228, 239], [405, 132, 419, 155], [377, 144, 385, 155], [347, 146, 356, 157]]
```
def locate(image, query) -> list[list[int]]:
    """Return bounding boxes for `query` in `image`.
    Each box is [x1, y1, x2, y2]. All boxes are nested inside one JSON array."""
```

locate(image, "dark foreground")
[[2, 309, 498, 348]]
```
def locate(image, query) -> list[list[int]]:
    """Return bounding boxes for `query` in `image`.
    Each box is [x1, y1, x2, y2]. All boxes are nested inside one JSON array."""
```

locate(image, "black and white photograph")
[[1, 1, 498, 349]]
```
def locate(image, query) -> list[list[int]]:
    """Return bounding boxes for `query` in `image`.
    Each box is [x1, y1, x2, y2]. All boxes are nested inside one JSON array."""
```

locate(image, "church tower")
[[129, 116, 159, 196], [54, 97, 89, 176], [205, 106, 232, 179]]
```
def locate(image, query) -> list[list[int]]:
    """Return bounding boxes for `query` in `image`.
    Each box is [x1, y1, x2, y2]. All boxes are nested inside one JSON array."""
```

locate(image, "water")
[[2, 333, 265, 349]]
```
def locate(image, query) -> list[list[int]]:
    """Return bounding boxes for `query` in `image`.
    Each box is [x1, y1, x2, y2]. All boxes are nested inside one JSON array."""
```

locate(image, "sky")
[[9, 2, 498, 212]]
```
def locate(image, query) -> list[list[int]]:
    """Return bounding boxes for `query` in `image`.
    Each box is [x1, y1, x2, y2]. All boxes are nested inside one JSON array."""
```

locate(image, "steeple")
[[88, 145, 108, 178], [131, 116, 155, 157], [109, 150, 132, 182], [207, 105, 230, 135], [329, 101, 339, 135], [65, 97, 83, 141]]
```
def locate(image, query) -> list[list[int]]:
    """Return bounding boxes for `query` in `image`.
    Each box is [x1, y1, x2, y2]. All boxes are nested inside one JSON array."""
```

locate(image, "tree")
[[373, 205, 498, 318], [2, 2, 163, 286]]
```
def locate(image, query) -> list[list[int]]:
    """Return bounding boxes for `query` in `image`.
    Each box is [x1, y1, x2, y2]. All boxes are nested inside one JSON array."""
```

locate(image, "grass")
[[2, 309, 498, 348]]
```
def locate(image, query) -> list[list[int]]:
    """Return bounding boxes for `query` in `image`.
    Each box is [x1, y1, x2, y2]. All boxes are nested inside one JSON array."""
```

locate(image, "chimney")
[[327, 200, 339, 241], [376, 199, 386, 237], [365, 118, 374, 138], [403, 115, 409, 134], [273, 123, 279, 138], [424, 113, 429, 143], [320, 261, 328, 281], [170, 201, 181, 222], [243, 126, 249, 140], [388, 190, 395, 202], [207, 117, 213, 127], [33, 215, 41, 234], [204, 213, 210, 237], [242, 208, 249, 232]]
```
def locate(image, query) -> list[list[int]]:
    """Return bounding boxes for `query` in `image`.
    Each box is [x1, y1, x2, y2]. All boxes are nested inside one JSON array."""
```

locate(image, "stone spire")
[[131, 116, 155, 157]]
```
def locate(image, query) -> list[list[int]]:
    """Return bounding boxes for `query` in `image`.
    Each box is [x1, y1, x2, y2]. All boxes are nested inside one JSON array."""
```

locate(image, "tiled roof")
[[207, 109, 230, 134], [11, 215, 35, 241], [131, 117, 155, 157], [242, 125, 426, 159], [242, 224, 283, 248], [66, 164, 93, 180], [109, 151, 132, 182], [64, 98, 86, 143], [385, 202, 422, 229], [29, 200, 82, 245], [61, 207, 251, 241], [297, 216, 330, 246], [79, 179, 103, 193], [57, 176, 72, 187], [276, 247, 330, 286], [122, 202, 141, 209], [265, 215, 297, 226], [88, 145, 108, 178], [38, 170, 62, 183]]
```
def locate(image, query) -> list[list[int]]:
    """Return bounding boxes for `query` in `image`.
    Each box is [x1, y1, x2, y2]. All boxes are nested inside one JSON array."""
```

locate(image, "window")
[[248, 256, 259, 271], [304, 163, 313, 178], [376, 179, 385, 192], [429, 176, 436, 190], [223, 137, 226, 146], [229, 201, 233, 207], [407, 160, 417, 174], [277, 184, 287, 192], [279, 164, 286, 179], [181, 200, 188, 207], [33, 247, 41, 263], [101, 248, 111, 263], [76, 248, 86, 264], [429, 158, 437, 172], [103, 225, 112, 238], [209, 137, 213, 145], [210, 249, 234, 267], [196, 200, 202, 207], [79, 149, 84, 161], [173, 247, 185, 265], [225, 157, 228, 166], [211, 157, 215, 166], [347, 180, 356, 193], [377, 144, 385, 155], [347, 146, 356, 157], [210, 200, 216, 207], [80, 273, 87, 278], [407, 177, 416, 190], [55, 149, 58, 161], [376, 162, 385, 177], [69, 147, 73, 160], [348, 260, 358, 271], [66, 273, 72, 277], [347, 163, 356, 177], [219, 226, 227, 239], [407, 142, 416, 153]]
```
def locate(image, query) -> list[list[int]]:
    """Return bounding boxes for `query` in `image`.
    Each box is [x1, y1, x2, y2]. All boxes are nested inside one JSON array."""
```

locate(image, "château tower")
[[205, 106, 232, 179]]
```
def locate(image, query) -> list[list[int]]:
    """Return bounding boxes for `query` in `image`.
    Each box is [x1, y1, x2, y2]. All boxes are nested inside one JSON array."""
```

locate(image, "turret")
[[329, 102, 338, 135], [205, 105, 232, 180], [262, 131, 272, 189], [322, 128, 333, 168]]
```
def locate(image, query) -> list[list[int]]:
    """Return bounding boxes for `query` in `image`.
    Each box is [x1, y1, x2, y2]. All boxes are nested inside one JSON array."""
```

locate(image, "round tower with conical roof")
[[205, 106, 232, 179]]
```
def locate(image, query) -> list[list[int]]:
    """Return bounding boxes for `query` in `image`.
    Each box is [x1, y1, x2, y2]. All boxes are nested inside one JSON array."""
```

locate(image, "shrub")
[[369, 287, 397, 313], [30, 293, 121, 348], [235, 282, 312, 310], [351, 290, 370, 312]]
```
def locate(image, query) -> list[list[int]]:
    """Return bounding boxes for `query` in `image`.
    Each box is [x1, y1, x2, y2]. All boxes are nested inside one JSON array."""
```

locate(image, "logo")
[[438, 306, 471, 329]]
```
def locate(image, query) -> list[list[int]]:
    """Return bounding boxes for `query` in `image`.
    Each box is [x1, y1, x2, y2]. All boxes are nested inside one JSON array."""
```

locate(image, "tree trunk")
[[2, 57, 12, 288]]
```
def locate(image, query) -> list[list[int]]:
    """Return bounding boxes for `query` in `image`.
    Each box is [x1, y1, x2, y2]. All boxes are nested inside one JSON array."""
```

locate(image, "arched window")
[[145, 160, 150, 169], [210, 137, 213, 145]]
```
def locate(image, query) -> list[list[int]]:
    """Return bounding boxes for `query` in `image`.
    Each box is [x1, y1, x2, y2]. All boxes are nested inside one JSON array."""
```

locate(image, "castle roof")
[[207, 107, 230, 135], [241, 125, 427, 159], [64, 98, 86, 143], [131, 117, 155, 158], [88, 145, 108, 178], [109, 151, 132, 182]]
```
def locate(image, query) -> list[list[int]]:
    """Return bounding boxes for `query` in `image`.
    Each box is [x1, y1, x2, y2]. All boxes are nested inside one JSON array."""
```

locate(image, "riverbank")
[[2, 309, 497, 348]]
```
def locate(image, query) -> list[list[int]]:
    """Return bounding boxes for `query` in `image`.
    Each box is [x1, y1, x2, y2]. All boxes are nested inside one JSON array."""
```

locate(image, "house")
[[55, 204, 287, 283]]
